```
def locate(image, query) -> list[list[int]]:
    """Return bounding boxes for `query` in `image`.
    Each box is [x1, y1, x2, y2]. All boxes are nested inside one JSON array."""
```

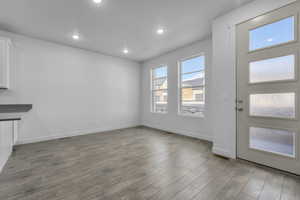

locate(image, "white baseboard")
[[16, 124, 139, 145], [0, 148, 12, 174], [142, 122, 212, 142], [212, 144, 236, 159], [0, 159, 7, 174]]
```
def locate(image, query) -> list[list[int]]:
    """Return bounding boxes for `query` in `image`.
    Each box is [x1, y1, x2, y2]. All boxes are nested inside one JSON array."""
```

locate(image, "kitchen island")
[[0, 104, 32, 173]]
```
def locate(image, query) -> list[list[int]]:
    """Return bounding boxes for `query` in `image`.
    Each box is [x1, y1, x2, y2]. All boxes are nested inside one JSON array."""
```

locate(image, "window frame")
[[150, 65, 168, 114], [178, 53, 206, 117]]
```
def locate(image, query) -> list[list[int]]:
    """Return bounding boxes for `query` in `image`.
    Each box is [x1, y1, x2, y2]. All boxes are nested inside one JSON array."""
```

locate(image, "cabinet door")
[[0, 121, 14, 172], [0, 38, 10, 89], [13, 121, 18, 145]]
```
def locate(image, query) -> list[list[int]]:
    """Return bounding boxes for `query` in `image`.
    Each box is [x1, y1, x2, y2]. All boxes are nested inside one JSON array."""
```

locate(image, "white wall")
[[212, 0, 296, 158], [140, 39, 213, 141], [0, 30, 140, 144]]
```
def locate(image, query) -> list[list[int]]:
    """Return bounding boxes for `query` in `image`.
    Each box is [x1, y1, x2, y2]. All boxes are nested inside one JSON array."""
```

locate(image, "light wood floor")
[[0, 127, 299, 200]]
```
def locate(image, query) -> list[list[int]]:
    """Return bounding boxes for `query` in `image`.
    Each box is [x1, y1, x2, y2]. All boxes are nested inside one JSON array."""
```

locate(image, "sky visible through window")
[[181, 56, 204, 81], [182, 56, 204, 73], [153, 66, 167, 78], [249, 16, 294, 51], [153, 56, 204, 79]]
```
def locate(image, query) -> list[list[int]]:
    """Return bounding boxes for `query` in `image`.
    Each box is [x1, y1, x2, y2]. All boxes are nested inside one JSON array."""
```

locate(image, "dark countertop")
[[0, 104, 33, 121], [0, 104, 33, 113], [0, 118, 21, 121]]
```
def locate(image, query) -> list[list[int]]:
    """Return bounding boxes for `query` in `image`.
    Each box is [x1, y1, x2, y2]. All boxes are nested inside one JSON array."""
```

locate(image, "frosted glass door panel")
[[250, 127, 295, 157], [249, 55, 295, 83], [250, 93, 296, 118]]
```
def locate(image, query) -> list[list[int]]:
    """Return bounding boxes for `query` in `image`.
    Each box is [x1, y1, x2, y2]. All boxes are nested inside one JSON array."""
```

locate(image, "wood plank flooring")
[[0, 127, 299, 200]]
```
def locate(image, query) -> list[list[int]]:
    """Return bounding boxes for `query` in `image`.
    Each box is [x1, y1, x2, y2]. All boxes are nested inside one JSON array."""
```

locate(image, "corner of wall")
[[142, 121, 213, 142], [212, 144, 236, 159], [138, 62, 144, 126]]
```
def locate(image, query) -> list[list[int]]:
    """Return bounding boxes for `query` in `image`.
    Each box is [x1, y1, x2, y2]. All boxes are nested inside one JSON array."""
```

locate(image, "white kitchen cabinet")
[[0, 37, 11, 89], [0, 121, 14, 172], [12, 121, 19, 145]]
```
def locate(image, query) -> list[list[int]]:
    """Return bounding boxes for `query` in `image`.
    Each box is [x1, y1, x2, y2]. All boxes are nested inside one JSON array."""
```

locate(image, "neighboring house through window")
[[151, 66, 168, 113], [179, 55, 205, 116]]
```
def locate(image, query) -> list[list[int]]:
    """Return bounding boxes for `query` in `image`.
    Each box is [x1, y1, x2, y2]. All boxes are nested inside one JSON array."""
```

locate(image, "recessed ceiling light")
[[72, 34, 80, 40], [93, 0, 102, 4], [123, 48, 129, 54], [157, 28, 165, 35]]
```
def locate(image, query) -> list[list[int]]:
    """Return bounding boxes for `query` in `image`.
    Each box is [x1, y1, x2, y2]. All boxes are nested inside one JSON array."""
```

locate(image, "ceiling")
[[0, 0, 253, 62]]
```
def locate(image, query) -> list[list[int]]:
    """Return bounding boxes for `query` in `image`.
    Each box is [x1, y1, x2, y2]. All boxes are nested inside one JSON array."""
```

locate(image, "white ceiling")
[[0, 0, 253, 61]]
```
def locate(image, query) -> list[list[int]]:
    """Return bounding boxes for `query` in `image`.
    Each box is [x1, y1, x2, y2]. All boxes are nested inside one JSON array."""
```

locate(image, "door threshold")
[[237, 158, 300, 178]]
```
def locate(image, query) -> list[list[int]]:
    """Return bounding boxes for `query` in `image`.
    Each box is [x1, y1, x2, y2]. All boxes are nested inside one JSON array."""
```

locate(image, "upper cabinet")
[[0, 37, 11, 89]]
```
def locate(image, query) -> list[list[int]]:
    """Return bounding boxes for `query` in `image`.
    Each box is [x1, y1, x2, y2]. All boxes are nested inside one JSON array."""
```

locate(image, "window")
[[179, 55, 205, 116], [249, 55, 295, 83], [249, 93, 296, 119], [249, 126, 295, 157], [249, 16, 295, 51], [151, 66, 168, 113]]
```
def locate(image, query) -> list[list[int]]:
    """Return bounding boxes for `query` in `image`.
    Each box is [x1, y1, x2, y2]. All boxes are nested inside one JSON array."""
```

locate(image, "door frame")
[[235, 1, 300, 174]]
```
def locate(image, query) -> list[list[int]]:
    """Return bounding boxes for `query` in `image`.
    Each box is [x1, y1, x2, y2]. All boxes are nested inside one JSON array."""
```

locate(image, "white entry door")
[[237, 1, 300, 175]]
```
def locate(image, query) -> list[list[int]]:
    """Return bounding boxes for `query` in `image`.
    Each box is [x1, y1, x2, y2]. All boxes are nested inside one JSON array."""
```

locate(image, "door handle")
[[236, 99, 244, 112]]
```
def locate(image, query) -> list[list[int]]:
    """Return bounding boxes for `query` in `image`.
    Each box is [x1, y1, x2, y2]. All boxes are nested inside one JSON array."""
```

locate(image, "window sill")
[[178, 113, 204, 118], [151, 111, 168, 115]]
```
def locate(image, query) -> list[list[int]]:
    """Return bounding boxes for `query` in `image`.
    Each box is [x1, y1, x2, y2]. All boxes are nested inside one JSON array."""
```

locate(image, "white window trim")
[[178, 53, 205, 118], [150, 65, 168, 114]]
